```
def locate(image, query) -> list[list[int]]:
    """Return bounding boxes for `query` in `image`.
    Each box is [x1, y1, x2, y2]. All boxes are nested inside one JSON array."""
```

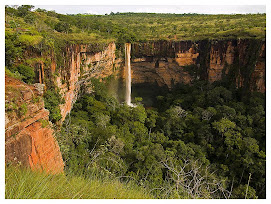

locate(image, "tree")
[[5, 33, 23, 68], [24, 13, 36, 24], [43, 89, 63, 123], [55, 21, 71, 33], [201, 107, 217, 121], [17, 5, 34, 17], [207, 86, 232, 106], [16, 64, 35, 84], [166, 106, 187, 120], [212, 118, 236, 137], [161, 158, 230, 198], [232, 184, 257, 199]]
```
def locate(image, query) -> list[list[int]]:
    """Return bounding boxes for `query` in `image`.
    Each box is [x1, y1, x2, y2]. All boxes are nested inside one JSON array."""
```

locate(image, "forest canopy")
[[57, 78, 266, 199]]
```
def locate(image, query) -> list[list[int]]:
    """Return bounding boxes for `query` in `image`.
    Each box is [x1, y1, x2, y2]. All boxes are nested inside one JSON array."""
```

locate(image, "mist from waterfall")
[[125, 43, 133, 106]]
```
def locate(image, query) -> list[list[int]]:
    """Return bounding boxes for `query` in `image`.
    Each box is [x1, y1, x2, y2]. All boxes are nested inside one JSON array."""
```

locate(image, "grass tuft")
[[5, 165, 153, 199]]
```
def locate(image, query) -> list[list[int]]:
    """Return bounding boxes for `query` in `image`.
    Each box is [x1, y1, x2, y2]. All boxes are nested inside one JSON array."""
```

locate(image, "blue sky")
[[33, 5, 266, 15]]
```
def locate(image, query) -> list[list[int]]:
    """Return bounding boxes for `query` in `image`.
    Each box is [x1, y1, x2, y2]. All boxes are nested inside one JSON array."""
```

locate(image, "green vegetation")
[[16, 64, 35, 84], [55, 79, 265, 199], [43, 88, 64, 123], [4, 6, 266, 122], [40, 119, 49, 128], [5, 67, 23, 81], [5, 5, 265, 199], [5, 165, 153, 199], [5, 6, 265, 84]]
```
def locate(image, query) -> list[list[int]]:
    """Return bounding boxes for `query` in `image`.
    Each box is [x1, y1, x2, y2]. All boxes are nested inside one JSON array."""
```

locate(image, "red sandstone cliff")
[[30, 40, 265, 124], [5, 39, 265, 173], [5, 42, 121, 173], [130, 40, 265, 92], [35, 42, 121, 122], [5, 75, 64, 174]]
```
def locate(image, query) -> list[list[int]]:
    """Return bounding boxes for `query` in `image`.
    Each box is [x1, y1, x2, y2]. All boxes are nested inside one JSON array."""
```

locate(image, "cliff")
[[5, 39, 265, 173], [130, 39, 265, 92], [5, 75, 64, 174], [28, 39, 266, 122], [35, 42, 121, 122]]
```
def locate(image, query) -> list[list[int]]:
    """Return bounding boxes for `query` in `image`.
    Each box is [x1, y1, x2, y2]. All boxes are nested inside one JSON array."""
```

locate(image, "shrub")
[[19, 103, 28, 116], [54, 22, 71, 33], [43, 89, 63, 123], [5, 67, 23, 81], [16, 64, 35, 84], [18, 34, 43, 46], [24, 13, 36, 24]]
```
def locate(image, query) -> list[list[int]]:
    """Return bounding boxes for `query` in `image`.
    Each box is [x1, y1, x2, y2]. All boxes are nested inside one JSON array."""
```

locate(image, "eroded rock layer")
[[35, 42, 122, 122], [5, 39, 265, 173], [5, 76, 64, 174], [130, 40, 265, 92]]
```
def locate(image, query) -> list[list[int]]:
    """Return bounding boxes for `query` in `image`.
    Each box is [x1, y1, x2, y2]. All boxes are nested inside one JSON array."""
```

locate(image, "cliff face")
[[5, 42, 121, 173], [36, 42, 121, 122], [5, 76, 64, 174], [33, 39, 265, 122], [55, 42, 120, 121], [5, 39, 265, 173], [130, 40, 265, 92]]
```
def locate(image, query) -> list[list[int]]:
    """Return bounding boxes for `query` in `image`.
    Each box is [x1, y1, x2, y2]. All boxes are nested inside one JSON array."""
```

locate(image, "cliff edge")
[[5, 75, 64, 174]]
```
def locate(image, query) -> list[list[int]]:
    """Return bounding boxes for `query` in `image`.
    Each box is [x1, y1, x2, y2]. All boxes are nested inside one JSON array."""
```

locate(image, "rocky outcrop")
[[5, 75, 64, 174], [130, 40, 265, 92], [249, 42, 266, 92], [5, 43, 120, 172]]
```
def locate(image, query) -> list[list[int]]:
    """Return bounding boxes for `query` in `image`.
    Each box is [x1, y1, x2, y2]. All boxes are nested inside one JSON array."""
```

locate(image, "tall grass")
[[5, 165, 153, 199]]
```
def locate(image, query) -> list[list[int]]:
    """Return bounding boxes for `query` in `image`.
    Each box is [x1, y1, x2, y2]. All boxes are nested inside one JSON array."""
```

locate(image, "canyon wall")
[[5, 39, 265, 172], [5, 76, 64, 174], [32, 39, 266, 123], [36, 42, 122, 122], [130, 39, 265, 92], [55, 42, 121, 122], [5, 42, 121, 172]]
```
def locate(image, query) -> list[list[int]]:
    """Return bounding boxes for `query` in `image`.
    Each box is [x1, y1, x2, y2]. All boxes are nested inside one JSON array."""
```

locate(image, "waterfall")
[[125, 43, 133, 106]]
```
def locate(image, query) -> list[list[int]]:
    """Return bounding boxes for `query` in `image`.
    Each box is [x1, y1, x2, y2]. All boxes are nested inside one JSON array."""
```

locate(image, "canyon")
[[36, 39, 266, 121], [5, 39, 266, 173]]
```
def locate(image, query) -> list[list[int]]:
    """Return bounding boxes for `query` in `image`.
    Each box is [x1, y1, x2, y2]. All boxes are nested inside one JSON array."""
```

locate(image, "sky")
[[33, 5, 266, 15]]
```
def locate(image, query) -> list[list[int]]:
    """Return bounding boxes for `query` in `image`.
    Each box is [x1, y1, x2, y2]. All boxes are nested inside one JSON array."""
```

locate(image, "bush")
[[5, 67, 23, 80], [54, 22, 71, 33], [17, 5, 34, 17], [43, 89, 64, 123], [16, 64, 35, 84], [5, 33, 23, 68], [24, 13, 36, 24], [18, 34, 43, 46]]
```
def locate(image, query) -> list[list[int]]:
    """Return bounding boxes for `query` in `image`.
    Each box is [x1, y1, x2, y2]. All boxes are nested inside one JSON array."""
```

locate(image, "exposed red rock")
[[48, 42, 121, 122], [130, 40, 265, 92], [5, 75, 64, 174], [5, 39, 265, 174]]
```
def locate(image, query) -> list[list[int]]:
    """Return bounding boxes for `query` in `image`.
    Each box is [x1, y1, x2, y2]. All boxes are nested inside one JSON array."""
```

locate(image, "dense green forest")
[[5, 6, 266, 199], [57, 78, 265, 199]]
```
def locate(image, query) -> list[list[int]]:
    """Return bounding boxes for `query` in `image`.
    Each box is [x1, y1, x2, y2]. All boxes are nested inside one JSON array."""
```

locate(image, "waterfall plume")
[[125, 43, 133, 106]]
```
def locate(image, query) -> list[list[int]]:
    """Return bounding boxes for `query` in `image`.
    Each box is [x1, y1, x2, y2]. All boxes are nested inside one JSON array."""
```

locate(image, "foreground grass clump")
[[5, 165, 153, 199]]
